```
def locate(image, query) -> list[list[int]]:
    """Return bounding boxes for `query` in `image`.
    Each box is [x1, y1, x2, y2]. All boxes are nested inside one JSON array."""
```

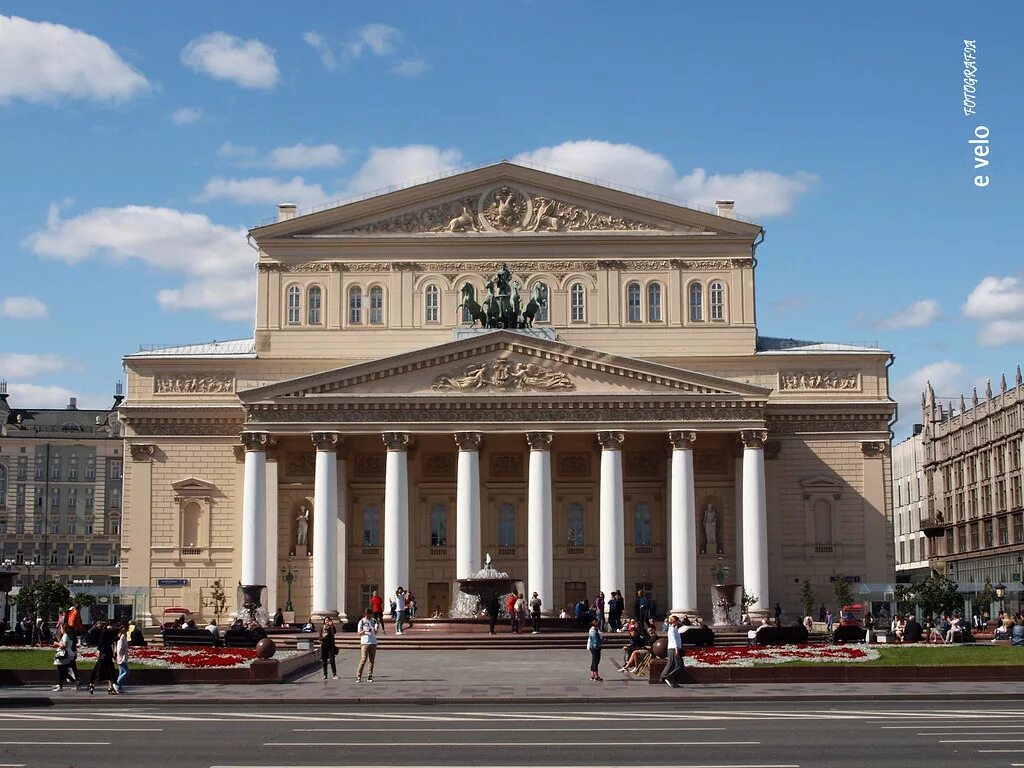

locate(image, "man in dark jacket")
[[903, 615, 923, 643], [484, 591, 500, 635], [635, 590, 650, 625]]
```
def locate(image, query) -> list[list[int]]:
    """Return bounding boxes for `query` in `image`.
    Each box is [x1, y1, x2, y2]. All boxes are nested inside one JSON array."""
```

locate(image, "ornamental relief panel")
[[154, 373, 234, 395], [432, 357, 575, 392], [777, 371, 860, 392]]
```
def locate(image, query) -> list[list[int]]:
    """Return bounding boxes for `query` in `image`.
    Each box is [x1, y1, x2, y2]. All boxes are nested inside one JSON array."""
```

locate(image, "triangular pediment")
[[250, 162, 761, 240], [239, 331, 771, 403], [171, 477, 218, 496]]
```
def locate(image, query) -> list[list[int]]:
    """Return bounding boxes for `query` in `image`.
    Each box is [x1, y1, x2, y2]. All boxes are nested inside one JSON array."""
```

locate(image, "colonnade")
[[238, 428, 771, 619]]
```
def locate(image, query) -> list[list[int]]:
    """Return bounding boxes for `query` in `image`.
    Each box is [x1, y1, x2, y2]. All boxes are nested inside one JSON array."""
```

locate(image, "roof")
[[756, 336, 888, 354], [2, 402, 120, 440], [125, 338, 256, 359]]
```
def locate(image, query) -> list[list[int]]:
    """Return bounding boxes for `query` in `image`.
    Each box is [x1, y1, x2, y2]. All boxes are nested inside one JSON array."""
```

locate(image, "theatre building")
[[119, 162, 896, 624]]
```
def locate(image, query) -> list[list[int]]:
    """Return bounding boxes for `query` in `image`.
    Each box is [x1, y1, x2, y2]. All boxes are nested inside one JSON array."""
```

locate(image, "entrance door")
[[427, 582, 449, 617], [564, 581, 587, 613]]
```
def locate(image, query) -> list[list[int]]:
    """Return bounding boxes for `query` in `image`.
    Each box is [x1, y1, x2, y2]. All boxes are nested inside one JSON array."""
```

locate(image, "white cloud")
[[181, 32, 280, 89], [891, 360, 965, 419], [0, 14, 149, 105], [514, 140, 816, 217], [342, 145, 463, 196], [390, 58, 428, 77], [267, 143, 347, 170], [978, 319, 1024, 348], [218, 141, 257, 159], [963, 276, 1024, 320], [24, 204, 252, 321], [345, 24, 402, 58], [195, 176, 328, 208], [0, 296, 48, 319], [171, 106, 203, 124], [303, 30, 335, 72], [4, 382, 108, 410], [0, 353, 76, 379], [878, 299, 941, 330]]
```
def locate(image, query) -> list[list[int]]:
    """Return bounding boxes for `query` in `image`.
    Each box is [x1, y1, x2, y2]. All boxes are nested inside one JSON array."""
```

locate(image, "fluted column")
[[598, 431, 625, 614], [669, 430, 697, 615], [741, 429, 769, 615], [527, 431, 554, 616], [455, 432, 483, 579], [383, 432, 410, 600], [335, 451, 348, 621], [312, 432, 341, 619], [240, 432, 269, 589]]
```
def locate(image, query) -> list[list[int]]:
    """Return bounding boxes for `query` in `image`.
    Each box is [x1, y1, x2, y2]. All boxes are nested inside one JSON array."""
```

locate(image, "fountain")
[[236, 583, 269, 627], [449, 554, 520, 618]]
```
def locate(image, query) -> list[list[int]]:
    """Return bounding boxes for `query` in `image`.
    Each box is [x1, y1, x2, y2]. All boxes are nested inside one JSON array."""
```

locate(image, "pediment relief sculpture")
[[778, 370, 859, 391], [338, 184, 678, 234], [432, 356, 575, 392]]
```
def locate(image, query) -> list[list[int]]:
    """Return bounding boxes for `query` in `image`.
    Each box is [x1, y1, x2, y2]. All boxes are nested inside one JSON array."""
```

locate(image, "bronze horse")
[[522, 283, 548, 327], [458, 283, 487, 327]]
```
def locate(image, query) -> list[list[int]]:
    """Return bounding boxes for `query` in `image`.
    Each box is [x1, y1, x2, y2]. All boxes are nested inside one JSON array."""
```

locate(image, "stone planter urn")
[[711, 583, 742, 626]]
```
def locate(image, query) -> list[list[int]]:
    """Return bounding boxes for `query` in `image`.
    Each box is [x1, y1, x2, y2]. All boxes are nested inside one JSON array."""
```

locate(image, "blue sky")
[[1, 2, 1021, 437]]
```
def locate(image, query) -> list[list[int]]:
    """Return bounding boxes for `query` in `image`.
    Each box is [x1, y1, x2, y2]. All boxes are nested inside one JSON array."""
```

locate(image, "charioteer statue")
[[457, 263, 547, 329]]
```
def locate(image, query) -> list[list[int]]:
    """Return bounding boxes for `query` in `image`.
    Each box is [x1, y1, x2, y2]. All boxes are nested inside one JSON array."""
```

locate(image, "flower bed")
[[0, 645, 300, 670], [686, 643, 880, 668]]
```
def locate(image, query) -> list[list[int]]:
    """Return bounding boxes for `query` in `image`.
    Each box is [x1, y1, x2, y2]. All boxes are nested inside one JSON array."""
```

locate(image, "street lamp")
[[995, 583, 1007, 617], [281, 558, 296, 613]]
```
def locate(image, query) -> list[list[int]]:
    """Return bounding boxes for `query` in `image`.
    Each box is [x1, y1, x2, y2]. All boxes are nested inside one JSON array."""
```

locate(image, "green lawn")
[[0, 649, 97, 670]]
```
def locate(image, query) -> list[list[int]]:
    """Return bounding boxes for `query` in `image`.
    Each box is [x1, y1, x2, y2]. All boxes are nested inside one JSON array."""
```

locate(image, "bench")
[[161, 628, 217, 648], [750, 625, 810, 646], [222, 629, 265, 648]]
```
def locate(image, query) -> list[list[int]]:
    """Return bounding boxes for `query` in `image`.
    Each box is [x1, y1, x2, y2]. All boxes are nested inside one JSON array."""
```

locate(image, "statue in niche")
[[702, 504, 721, 555], [295, 507, 310, 552]]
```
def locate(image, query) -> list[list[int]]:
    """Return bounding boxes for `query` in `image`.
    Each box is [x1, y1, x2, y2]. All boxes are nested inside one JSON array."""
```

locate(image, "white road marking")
[[939, 739, 1024, 744], [292, 727, 728, 733], [883, 723, 1024, 729], [978, 749, 1024, 753], [2, 742, 110, 746], [264, 741, 761, 747], [0, 728, 161, 732]]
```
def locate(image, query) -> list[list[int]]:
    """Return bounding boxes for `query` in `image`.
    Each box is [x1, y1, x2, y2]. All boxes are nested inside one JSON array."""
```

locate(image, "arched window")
[[182, 501, 202, 547], [286, 285, 301, 325], [348, 285, 363, 325], [425, 284, 440, 323], [369, 285, 384, 325], [307, 286, 322, 325], [709, 280, 725, 321], [430, 503, 448, 547], [647, 282, 662, 322], [534, 282, 549, 323], [570, 282, 585, 322], [813, 498, 833, 544], [634, 502, 652, 546], [498, 503, 516, 547], [626, 282, 641, 322], [567, 502, 584, 547], [688, 282, 704, 322], [362, 504, 380, 547]]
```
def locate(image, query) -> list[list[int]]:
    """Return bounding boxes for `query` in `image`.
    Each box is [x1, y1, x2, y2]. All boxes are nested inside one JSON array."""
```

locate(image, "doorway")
[[427, 582, 450, 617], [564, 581, 587, 614]]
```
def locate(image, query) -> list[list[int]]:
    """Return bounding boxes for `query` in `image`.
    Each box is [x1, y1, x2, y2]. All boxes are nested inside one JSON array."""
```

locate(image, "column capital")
[[454, 432, 483, 452], [526, 431, 553, 451], [382, 432, 411, 452], [240, 431, 271, 452], [860, 440, 888, 457], [668, 430, 696, 450], [596, 431, 625, 450], [129, 443, 157, 463], [311, 432, 343, 452], [740, 429, 768, 449]]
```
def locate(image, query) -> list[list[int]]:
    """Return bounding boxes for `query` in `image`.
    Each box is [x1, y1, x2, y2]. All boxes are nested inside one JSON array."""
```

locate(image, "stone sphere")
[[255, 638, 277, 659], [651, 637, 668, 659]]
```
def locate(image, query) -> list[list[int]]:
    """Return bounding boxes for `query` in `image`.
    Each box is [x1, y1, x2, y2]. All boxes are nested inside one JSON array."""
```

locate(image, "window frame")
[[567, 501, 584, 547], [570, 282, 586, 323], [626, 281, 642, 322], [429, 502, 448, 547], [286, 284, 302, 325], [498, 503, 516, 548], [634, 501, 652, 546], [709, 279, 725, 321], [368, 285, 384, 325], [307, 285, 323, 325], [362, 504, 381, 547], [688, 281, 704, 322], [646, 281, 662, 322], [348, 285, 363, 325], [424, 283, 440, 324]]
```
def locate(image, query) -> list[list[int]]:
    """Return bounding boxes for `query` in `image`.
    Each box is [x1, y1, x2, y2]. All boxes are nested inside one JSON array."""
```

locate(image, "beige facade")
[[892, 426, 929, 578], [918, 368, 1024, 593], [119, 162, 896, 624]]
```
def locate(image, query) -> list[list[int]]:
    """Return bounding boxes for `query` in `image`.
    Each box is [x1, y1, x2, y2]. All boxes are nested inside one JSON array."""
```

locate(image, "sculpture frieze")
[[154, 373, 234, 395], [778, 371, 859, 391], [432, 356, 575, 392]]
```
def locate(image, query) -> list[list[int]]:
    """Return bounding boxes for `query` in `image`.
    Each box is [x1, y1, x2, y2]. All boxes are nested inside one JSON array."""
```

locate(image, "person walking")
[[587, 618, 603, 681], [52, 625, 77, 692], [369, 590, 385, 635], [635, 590, 650, 626], [356, 609, 378, 682], [608, 591, 623, 632], [507, 592, 519, 634], [661, 615, 685, 687], [594, 591, 606, 631], [88, 621, 118, 695], [529, 592, 542, 634], [319, 617, 338, 679], [774, 602, 782, 622], [484, 590, 500, 635], [395, 588, 408, 635], [825, 608, 834, 634], [114, 623, 130, 694]]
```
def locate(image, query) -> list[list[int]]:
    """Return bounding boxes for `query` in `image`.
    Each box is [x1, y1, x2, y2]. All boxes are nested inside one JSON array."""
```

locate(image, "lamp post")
[[281, 558, 296, 613], [996, 583, 1007, 617]]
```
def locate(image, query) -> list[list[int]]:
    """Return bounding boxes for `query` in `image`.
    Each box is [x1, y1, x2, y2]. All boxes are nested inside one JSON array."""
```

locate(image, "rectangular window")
[[51, 457, 61, 481], [66, 552, 75, 565], [498, 504, 516, 548], [50, 552, 59, 565], [84, 553, 92, 566], [362, 505, 381, 547], [110, 519, 120, 535], [567, 502, 584, 547], [369, 288, 383, 325], [109, 459, 122, 480], [909, 539, 916, 562], [85, 460, 95, 481], [68, 457, 78, 481], [16, 485, 25, 509], [51, 488, 60, 508], [110, 488, 120, 509], [999, 516, 1008, 546], [634, 502, 652, 547], [16, 457, 27, 481], [429, 504, 447, 547]]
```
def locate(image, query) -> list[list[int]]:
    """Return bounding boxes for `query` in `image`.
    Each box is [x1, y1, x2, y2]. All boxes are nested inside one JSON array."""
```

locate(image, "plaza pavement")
[[1, 648, 1022, 706]]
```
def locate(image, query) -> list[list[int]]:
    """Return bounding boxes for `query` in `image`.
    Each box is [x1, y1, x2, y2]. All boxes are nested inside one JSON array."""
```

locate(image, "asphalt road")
[[3, 700, 1024, 768]]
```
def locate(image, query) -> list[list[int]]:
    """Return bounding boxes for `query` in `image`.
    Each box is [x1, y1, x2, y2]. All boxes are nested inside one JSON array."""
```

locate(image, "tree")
[[894, 574, 963, 620], [741, 589, 758, 615], [974, 577, 997, 619], [203, 580, 228, 623], [799, 578, 816, 618], [15, 580, 71, 623], [73, 592, 97, 609], [831, 573, 854, 612]]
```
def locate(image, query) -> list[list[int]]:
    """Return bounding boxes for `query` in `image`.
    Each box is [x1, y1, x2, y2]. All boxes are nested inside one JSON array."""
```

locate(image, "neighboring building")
[[0, 383, 125, 590], [119, 162, 896, 625], [919, 369, 1024, 600], [893, 424, 929, 581]]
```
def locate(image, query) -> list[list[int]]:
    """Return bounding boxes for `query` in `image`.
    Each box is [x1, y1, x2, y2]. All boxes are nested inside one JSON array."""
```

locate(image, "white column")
[[741, 429, 770, 615], [335, 453, 348, 621], [240, 432, 269, 588], [264, 455, 279, 616], [734, 453, 744, 584], [383, 432, 410, 600], [669, 431, 697, 614], [598, 431, 625, 613], [455, 432, 483, 580], [527, 432, 554, 616], [312, 432, 341, 619]]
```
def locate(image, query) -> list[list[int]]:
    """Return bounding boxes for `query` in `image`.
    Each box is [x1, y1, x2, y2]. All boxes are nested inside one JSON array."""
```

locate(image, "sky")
[[0, 2, 1021, 439]]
